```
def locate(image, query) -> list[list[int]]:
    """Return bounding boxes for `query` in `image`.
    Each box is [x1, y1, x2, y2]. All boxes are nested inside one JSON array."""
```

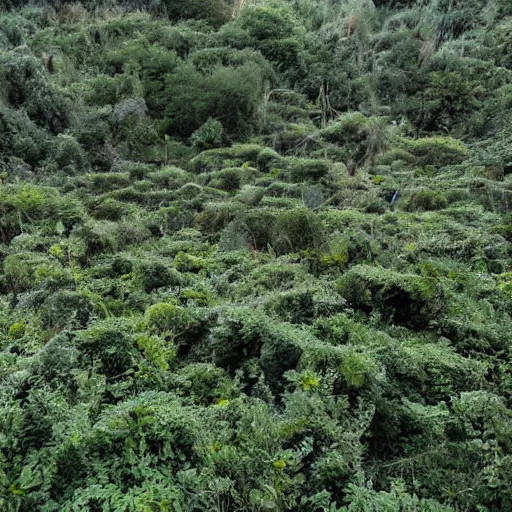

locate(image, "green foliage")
[[2, 251, 58, 294], [336, 265, 445, 328], [136, 259, 183, 293], [0, 106, 49, 166], [145, 302, 190, 334], [402, 136, 470, 167], [190, 144, 268, 173], [163, 62, 267, 139], [410, 71, 484, 132], [288, 158, 330, 182], [272, 207, 325, 254], [404, 189, 449, 212], [1, 2, 512, 511], [189, 118, 224, 150], [0, 48, 70, 134], [320, 113, 391, 170], [75, 318, 139, 378], [8, 322, 25, 340]]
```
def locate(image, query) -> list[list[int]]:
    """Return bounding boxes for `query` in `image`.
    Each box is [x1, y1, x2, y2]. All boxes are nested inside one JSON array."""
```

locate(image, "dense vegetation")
[[1, 0, 512, 510]]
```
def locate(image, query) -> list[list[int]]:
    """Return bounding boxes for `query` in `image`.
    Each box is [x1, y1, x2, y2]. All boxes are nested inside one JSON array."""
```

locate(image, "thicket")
[[1, 0, 512, 511]]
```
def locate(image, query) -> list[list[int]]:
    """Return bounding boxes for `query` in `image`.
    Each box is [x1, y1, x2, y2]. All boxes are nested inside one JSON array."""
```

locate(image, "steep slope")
[[1, 1, 512, 511]]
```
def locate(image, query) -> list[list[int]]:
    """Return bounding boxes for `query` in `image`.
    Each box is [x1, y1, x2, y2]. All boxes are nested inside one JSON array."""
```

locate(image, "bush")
[[189, 144, 267, 173], [8, 322, 25, 340], [82, 219, 150, 260], [53, 134, 88, 171], [207, 308, 304, 393], [404, 189, 449, 211], [271, 208, 325, 254], [173, 251, 205, 273], [76, 319, 138, 378], [0, 48, 70, 134], [151, 0, 232, 27], [336, 265, 445, 329], [207, 168, 242, 192], [163, 63, 266, 139], [0, 106, 49, 166], [40, 290, 93, 331], [91, 198, 130, 221], [376, 148, 414, 166], [137, 260, 183, 293], [320, 113, 390, 169], [189, 118, 224, 150], [2, 251, 58, 294], [402, 136, 469, 167], [145, 302, 190, 334], [288, 158, 330, 182]]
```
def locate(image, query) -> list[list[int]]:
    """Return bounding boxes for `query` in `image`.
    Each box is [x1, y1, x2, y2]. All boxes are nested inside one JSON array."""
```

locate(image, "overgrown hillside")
[[1, 0, 512, 510]]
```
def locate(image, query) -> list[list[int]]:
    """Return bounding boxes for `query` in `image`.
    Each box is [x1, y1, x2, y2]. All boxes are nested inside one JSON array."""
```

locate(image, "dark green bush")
[[404, 189, 449, 212], [207, 308, 303, 393], [163, 63, 266, 139], [288, 158, 330, 182], [0, 49, 70, 134], [40, 291, 93, 331], [206, 168, 242, 192], [0, 106, 49, 166], [136, 259, 183, 293], [271, 208, 325, 254], [189, 117, 224, 150], [75, 319, 138, 378], [336, 265, 445, 329], [402, 136, 469, 167]]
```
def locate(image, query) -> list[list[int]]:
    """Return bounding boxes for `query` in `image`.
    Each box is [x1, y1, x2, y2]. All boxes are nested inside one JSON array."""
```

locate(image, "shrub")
[[40, 291, 93, 331], [0, 48, 70, 134], [136, 334, 176, 371], [197, 201, 245, 235], [235, 6, 296, 41], [288, 158, 330, 182], [336, 265, 445, 329], [320, 113, 390, 169], [402, 136, 469, 167], [137, 260, 183, 293], [145, 302, 190, 334], [75, 319, 138, 378], [265, 289, 316, 324], [257, 147, 284, 173], [271, 208, 325, 254], [376, 148, 414, 165], [189, 118, 224, 150], [82, 173, 132, 193], [410, 71, 484, 132], [320, 112, 368, 146], [207, 168, 242, 192], [53, 134, 88, 172], [207, 308, 304, 393], [2, 251, 58, 294], [403, 189, 449, 211], [91, 198, 130, 221], [8, 322, 25, 340], [174, 251, 205, 273], [0, 106, 49, 166], [78, 219, 150, 260], [151, 0, 232, 27], [189, 144, 266, 173], [163, 63, 266, 139]]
